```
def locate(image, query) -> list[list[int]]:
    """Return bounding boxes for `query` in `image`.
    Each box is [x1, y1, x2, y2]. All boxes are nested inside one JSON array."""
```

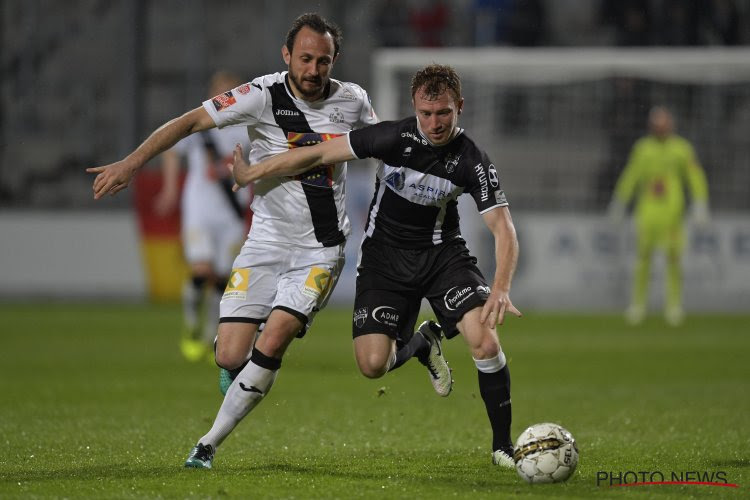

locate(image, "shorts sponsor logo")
[[372, 305, 399, 328], [223, 268, 250, 300], [444, 285, 475, 311], [353, 307, 368, 328], [212, 91, 237, 111], [303, 266, 331, 299]]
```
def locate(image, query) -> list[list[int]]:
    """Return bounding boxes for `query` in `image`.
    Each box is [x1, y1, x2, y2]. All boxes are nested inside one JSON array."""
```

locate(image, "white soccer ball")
[[513, 422, 578, 484]]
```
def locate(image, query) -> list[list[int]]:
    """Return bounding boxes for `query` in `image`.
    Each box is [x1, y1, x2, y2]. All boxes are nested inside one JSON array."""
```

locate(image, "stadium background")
[[1, 0, 749, 310]]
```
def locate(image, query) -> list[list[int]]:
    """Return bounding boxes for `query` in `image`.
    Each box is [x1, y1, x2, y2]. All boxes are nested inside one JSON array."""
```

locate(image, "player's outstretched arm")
[[229, 135, 356, 187], [87, 106, 215, 199], [480, 206, 522, 327]]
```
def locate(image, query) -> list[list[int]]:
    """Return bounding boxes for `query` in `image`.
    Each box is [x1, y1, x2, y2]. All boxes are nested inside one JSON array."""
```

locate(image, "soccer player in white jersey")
[[154, 71, 251, 363], [230, 64, 523, 468], [88, 13, 447, 470]]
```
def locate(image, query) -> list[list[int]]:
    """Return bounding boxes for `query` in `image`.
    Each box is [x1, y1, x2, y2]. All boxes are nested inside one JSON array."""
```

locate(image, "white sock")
[[182, 281, 202, 331], [473, 351, 507, 374], [199, 360, 278, 448]]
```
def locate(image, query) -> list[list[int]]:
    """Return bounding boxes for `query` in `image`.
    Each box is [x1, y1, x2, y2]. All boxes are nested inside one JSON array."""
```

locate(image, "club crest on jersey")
[[329, 107, 344, 123], [384, 170, 405, 191], [212, 91, 237, 112], [445, 153, 461, 173]]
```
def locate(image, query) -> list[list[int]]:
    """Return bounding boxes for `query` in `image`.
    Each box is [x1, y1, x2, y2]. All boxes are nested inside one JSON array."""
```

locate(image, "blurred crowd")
[[374, 0, 748, 48]]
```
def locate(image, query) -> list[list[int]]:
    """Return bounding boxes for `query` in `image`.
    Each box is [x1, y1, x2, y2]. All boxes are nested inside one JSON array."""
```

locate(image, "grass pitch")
[[0, 303, 748, 499]]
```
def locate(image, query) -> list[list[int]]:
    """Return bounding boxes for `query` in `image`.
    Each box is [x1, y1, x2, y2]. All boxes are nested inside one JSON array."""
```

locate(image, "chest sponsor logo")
[[494, 190, 507, 204], [223, 268, 250, 300], [408, 182, 448, 201], [287, 132, 342, 187], [445, 153, 461, 173], [353, 307, 368, 328], [372, 306, 399, 328], [474, 163, 489, 202], [302, 266, 331, 299], [212, 91, 237, 112], [444, 285, 475, 311], [329, 107, 344, 123]]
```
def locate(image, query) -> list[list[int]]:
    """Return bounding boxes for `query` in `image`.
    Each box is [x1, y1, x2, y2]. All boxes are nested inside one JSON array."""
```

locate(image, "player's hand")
[[227, 144, 251, 192], [480, 288, 522, 327], [87, 160, 139, 199]]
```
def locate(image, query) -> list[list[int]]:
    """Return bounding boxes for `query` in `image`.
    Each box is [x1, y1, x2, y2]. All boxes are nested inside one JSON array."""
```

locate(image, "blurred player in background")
[[609, 106, 710, 326], [154, 71, 252, 363], [230, 64, 522, 468], [89, 13, 392, 470]]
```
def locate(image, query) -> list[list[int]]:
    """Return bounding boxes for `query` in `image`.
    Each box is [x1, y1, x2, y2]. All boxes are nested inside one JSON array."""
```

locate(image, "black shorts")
[[352, 237, 490, 342]]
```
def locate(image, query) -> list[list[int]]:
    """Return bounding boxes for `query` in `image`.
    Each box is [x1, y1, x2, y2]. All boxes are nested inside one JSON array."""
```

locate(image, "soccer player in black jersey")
[[231, 64, 522, 467]]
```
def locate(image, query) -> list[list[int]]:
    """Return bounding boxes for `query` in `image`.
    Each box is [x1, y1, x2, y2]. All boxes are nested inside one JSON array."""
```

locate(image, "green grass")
[[0, 303, 748, 499]]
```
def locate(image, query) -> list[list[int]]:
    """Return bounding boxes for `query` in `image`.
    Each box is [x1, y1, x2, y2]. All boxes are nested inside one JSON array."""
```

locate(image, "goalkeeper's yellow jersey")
[[614, 134, 708, 223]]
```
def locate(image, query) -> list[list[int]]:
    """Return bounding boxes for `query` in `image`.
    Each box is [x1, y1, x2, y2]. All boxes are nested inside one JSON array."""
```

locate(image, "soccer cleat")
[[185, 443, 215, 469], [665, 305, 684, 326], [417, 320, 453, 397], [219, 368, 234, 396], [492, 448, 515, 469], [624, 304, 645, 326]]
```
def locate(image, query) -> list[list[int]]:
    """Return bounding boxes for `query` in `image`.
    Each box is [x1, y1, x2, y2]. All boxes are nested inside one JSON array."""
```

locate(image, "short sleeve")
[[347, 121, 401, 160], [467, 150, 508, 213], [357, 89, 379, 128], [202, 79, 266, 129]]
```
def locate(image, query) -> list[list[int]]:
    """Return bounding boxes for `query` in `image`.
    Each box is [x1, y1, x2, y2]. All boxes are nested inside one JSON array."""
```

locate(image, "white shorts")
[[220, 240, 345, 329], [182, 218, 246, 275]]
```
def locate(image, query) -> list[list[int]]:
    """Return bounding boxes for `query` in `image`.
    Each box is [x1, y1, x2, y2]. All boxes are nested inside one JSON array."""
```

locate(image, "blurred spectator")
[[473, 0, 546, 46], [374, 0, 410, 47], [409, 0, 449, 46], [705, 0, 741, 45], [600, 0, 653, 46]]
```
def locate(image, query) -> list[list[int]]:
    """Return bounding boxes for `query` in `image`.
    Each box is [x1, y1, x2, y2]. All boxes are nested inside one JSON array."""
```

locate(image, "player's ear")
[[457, 97, 464, 115], [282, 44, 291, 65]]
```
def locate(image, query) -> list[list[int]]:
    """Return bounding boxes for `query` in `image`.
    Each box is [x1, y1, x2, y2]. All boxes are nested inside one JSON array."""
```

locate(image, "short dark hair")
[[411, 64, 462, 102], [285, 13, 342, 58]]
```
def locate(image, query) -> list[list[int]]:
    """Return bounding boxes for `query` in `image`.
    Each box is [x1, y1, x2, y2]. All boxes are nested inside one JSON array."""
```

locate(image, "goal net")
[[372, 48, 750, 212]]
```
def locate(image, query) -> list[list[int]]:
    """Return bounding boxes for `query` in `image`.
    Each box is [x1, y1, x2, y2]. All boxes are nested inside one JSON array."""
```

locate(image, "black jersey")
[[347, 117, 508, 249]]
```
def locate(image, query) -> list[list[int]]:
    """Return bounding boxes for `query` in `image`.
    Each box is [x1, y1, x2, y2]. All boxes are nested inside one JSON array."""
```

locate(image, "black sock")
[[478, 365, 512, 452], [388, 331, 429, 372]]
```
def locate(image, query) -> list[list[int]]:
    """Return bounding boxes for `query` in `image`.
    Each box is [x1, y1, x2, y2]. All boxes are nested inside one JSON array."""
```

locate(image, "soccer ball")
[[513, 423, 578, 484]]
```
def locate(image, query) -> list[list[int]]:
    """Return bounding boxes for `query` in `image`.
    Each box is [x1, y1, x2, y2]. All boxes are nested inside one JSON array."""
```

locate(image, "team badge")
[[353, 307, 368, 328], [329, 107, 344, 123], [223, 268, 250, 300], [445, 153, 460, 173]]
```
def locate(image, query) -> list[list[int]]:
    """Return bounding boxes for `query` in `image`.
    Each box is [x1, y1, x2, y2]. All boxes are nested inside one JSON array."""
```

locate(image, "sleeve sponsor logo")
[[372, 305, 399, 328], [302, 266, 331, 299], [223, 268, 250, 300], [236, 83, 253, 95], [494, 189, 507, 204], [488, 163, 499, 188], [212, 91, 237, 111], [474, 163, 489, 202]]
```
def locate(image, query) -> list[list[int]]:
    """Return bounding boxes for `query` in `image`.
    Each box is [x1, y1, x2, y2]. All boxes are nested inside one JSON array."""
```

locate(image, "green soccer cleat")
[[219, 368, 234, 396], [185, 443, 214, 469]]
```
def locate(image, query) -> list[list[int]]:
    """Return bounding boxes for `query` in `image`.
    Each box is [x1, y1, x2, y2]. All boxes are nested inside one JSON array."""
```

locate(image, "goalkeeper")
[[609, 106, 709, 326]]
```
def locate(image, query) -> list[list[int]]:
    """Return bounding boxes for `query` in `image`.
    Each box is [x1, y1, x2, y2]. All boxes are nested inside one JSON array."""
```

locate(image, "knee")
[[356, 353, 389, 379], [471, 338, 500, 361], [214, 347, 246, 370]]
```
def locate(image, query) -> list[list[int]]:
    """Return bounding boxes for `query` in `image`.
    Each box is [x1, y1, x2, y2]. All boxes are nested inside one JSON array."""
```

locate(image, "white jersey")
[[203, 72, 378, 248], [176, 126, 251, 221]]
